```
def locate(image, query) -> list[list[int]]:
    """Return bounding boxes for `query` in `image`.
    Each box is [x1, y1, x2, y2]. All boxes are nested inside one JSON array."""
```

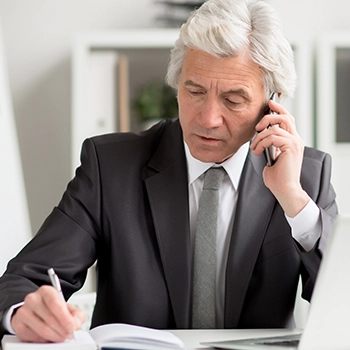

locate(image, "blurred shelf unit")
[[317, 33, 350, 215], [154, 0, 204, 27], [71, 28, 179, 172], [71, 29, 313, 172], [317, 33, 350, 154]]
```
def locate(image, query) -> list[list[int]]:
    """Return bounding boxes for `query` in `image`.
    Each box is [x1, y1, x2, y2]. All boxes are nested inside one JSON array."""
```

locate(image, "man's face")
[[178, 48, 266, 163]]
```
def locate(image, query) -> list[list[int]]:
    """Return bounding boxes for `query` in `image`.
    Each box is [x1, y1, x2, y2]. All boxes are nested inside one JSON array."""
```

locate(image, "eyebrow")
[[184, 80, 204, 89], [184, 80, 251, 99]]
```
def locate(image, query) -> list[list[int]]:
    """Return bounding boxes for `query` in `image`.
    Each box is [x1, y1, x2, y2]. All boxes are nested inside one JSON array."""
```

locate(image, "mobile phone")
[[264, 92, 277, 166]]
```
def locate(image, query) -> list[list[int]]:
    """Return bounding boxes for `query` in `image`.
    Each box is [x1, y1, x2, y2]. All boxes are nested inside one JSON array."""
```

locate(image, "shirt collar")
[[184, 142, 250, 191]]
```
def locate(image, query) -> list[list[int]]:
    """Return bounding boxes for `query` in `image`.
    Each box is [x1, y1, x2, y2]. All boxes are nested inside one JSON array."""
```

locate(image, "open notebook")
[[203, 215, 350, 350], [1, 323, 184, 350]]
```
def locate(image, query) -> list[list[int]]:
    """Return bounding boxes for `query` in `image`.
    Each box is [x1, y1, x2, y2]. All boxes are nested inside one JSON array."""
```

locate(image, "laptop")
[[203, 215, 350, 350]]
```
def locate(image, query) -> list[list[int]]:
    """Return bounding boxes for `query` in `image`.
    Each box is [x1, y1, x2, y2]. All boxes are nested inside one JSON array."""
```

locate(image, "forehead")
[[180, 48, 264, 91]]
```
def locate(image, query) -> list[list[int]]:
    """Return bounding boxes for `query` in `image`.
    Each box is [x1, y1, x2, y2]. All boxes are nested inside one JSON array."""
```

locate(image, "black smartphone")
[[264, 92, 277, 166]]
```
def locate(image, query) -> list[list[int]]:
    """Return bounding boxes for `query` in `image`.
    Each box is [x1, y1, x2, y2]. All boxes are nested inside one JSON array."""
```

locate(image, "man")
[[0, 0, 337, 343]]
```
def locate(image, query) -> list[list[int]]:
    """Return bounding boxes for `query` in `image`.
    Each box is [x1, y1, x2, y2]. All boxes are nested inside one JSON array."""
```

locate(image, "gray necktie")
[[192, 167, 226, 329]]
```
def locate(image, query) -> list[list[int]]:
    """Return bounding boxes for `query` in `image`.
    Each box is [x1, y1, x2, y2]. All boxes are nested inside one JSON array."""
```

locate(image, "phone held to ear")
[[265, 92, 277, 166]]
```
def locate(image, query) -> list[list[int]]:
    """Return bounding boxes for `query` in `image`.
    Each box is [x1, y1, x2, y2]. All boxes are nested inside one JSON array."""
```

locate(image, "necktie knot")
[[203, 167, 226, 191]]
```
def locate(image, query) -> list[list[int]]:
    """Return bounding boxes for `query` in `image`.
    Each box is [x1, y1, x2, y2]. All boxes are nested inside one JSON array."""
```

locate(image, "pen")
[[47, 268, 66, 302], [47, 268, 78, 339]]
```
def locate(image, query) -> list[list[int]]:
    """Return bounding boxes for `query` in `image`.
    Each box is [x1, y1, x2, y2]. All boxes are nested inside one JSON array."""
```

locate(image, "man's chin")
[[190, 149, 231, 164]]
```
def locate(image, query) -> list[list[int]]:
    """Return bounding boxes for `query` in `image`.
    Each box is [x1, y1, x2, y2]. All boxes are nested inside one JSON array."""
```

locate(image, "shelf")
[[155, 0, 204, 7]]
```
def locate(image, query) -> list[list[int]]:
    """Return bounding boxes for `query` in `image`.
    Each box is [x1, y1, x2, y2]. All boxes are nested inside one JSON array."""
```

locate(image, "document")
[[1, 323, 184, 350]]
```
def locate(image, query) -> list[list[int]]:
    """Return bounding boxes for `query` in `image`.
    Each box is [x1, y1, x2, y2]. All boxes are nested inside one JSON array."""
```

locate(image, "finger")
[[256, 113, 296, 134], [252, 130, 304, 165], [11, 320, 50, 343], [268, 99, 286, 114], [67, 303, 87, 330], [28, 288, 74, 337], [251, 124, 285, 152], [252, 136, 281, 157], [256, 99, 295, 130], [19, 286, 76, 341], [40, 287, 77, 334], [12, 302, 72, 343]]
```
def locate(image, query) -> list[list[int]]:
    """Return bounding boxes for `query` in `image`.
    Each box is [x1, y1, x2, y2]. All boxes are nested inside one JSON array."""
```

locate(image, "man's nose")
[[199, 98, 224, 128]]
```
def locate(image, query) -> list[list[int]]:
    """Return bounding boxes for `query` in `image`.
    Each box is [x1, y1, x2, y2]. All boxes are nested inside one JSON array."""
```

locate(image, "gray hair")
[[166, 0, 297, 100]]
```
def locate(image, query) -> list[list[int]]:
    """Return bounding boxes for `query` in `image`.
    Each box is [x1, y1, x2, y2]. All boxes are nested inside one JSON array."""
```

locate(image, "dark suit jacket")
[[0, 119, 337, 339]]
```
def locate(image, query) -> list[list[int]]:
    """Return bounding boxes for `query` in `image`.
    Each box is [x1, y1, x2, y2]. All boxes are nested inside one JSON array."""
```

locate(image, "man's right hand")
[[11, 285, 87, 343]]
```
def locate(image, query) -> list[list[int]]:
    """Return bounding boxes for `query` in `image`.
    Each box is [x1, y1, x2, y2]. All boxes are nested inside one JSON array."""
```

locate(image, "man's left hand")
[[250, 98, 309, 217]]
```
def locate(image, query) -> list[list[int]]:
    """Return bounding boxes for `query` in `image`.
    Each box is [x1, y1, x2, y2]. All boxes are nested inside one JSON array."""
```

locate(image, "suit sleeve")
[[0, 138, 101, 335], [298, 151, 338, 301]]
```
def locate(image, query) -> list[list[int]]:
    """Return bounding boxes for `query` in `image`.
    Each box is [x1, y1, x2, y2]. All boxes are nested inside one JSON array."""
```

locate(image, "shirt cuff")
[[2, 302, 24, 334], [285, 198, 321, 252]]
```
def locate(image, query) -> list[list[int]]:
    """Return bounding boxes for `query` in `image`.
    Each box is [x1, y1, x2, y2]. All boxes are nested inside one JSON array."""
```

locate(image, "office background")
[[0, 0, 349, 265]]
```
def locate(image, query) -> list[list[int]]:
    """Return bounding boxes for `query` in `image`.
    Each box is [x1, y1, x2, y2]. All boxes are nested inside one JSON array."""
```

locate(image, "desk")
[[170, 329, 302, 350], [0, 328, 302, 350]]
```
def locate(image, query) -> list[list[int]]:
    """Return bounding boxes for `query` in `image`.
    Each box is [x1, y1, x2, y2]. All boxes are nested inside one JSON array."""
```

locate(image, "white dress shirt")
[[184, 141, 321, 328], [2, 302, 23, 334]]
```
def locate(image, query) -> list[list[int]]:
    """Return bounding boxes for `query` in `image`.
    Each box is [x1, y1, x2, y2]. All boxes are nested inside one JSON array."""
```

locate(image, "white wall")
[[0, 0, 157, 233], [0, 0, 350, 234], [0, 21, 31, 275], [269, 0, 350, 37]]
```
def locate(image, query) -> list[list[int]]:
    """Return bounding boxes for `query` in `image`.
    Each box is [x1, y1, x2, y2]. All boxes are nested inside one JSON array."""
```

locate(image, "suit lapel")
[[224, 151, 277, 328], [144, 121, 192, 328]]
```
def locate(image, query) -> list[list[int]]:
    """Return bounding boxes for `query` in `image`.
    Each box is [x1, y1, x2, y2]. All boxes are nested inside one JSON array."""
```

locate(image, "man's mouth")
[[197, 135, 221, 142]]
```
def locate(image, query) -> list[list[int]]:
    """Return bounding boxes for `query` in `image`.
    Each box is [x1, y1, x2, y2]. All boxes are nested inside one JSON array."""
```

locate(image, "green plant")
[[133, 80, 178, 121]]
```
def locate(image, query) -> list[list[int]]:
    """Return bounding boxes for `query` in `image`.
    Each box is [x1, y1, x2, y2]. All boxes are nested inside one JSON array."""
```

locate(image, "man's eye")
[[189, 90, 204, 96], [226, 98, 241, 105]]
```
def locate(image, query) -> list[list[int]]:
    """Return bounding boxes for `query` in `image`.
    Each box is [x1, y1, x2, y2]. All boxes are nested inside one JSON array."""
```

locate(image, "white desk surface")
[[170, 328, 302, 350]]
